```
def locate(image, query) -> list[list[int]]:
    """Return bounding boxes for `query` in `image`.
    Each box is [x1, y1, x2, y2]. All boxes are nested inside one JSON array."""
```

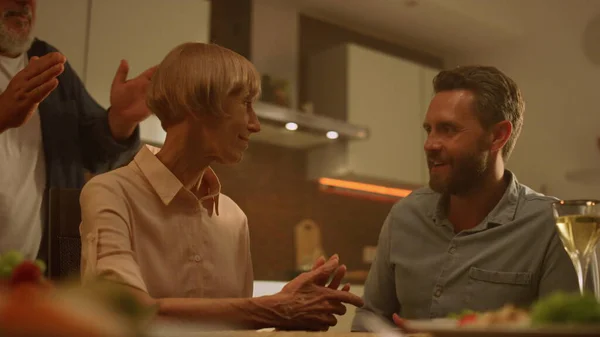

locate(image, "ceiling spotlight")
[[285, 122, 298, 131], [326, 131, 339, 140]]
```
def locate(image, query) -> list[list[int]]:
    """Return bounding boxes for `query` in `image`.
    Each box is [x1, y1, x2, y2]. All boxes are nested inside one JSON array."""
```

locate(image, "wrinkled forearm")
[[154, 294, 293, 330]]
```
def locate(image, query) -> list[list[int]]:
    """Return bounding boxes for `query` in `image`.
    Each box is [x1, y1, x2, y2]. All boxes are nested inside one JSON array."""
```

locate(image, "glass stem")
[[572, 257, 590, 295], [592, 249, 600, 301]]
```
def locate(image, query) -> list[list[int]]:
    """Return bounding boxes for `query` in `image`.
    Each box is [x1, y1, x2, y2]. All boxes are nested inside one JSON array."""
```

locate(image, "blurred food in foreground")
[[449, 292, 600, 328], [453, 305, 530, 327], [531, 292, 600, 325], [0, 275, 155, 337], [0, 250, 49, 288]]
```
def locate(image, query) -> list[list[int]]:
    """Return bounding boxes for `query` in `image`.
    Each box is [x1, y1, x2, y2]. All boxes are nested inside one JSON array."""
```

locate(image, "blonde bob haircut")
[[147, 42, 261, 129]]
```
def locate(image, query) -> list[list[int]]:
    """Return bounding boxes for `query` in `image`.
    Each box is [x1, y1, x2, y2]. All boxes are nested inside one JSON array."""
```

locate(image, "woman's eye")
[[441, 125, 457, 134]]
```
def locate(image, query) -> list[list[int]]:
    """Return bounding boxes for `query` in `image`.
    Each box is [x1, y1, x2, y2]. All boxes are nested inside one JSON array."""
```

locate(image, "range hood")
[[564, 138, 600, 185], [138, 101, 370, 149], [251, 101, 370, 149], [300, 42, 435, 201]]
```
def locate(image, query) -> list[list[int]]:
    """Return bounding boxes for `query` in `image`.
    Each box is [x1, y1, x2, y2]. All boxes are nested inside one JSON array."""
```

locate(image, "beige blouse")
[[80, 145, 253, 299]]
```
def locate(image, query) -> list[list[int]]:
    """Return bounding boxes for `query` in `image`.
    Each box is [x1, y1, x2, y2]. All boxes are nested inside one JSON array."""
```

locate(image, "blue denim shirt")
[[27, 39, 140, 264], [27, 39, 140, 189]]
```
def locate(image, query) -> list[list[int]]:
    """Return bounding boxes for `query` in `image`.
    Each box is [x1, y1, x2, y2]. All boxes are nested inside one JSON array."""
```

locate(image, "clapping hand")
[[0, 52, 65, 132]]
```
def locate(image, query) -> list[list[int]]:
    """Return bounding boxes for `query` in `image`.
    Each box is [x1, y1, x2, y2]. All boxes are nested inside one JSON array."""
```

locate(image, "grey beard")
[[0, 16, 34, 56]]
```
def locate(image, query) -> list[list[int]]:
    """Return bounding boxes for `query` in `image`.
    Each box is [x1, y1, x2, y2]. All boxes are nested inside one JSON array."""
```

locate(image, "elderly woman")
[[79, 42, 363, 331]]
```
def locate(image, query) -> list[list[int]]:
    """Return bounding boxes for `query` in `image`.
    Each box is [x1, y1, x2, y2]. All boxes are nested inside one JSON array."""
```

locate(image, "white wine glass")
[[592, 246, 600, 301], [552, 200, 600, 295]]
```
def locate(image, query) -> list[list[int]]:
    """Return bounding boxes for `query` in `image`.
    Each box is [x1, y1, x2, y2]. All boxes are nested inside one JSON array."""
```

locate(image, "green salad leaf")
[[531, 292, 600, 325], [448, 309, 477, 319]]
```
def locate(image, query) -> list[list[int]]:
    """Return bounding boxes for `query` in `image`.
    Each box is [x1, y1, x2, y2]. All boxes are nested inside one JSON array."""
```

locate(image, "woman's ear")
[[185, 109, 202, 122]]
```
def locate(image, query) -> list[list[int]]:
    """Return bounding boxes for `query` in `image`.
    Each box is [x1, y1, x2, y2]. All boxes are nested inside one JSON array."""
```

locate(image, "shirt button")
[[434, 286, 443, 297], [193, 255, 201, 262], [448, 245, 456, 254]]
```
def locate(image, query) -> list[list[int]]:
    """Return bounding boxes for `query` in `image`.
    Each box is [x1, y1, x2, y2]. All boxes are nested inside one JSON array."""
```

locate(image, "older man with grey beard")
[[0, 0, 153, 263]]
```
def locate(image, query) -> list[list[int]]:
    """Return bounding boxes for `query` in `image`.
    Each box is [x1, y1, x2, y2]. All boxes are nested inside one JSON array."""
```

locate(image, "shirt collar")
[[132, 145, 221, 215], [193, 167, 221, 216], [430, 170, 520, 229], [485, 170, 520, 226]]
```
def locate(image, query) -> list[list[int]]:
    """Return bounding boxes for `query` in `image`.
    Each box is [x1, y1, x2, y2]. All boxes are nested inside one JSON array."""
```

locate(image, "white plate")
[[405, 319, 600, 337]]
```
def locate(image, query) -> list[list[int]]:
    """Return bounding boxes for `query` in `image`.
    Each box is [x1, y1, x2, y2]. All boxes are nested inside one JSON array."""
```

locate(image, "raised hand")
[[108, 60, 157, 140], [311, 255, 351, 292], [0, 52, 65, 132], [272, 255, 364, 331]]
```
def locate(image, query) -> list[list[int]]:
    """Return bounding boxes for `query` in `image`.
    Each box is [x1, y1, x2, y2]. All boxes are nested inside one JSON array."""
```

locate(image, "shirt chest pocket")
[[465, 267, 534, 311]]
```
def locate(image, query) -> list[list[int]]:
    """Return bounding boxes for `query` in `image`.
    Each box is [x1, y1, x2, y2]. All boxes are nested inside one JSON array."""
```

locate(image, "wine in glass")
[[552, 200, 600, 295]]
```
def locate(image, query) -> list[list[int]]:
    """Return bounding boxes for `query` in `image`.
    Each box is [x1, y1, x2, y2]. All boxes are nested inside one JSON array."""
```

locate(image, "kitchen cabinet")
[[307, 43, 440, 187], [34, 0, 89, 77], [84, 0, 211, 145]]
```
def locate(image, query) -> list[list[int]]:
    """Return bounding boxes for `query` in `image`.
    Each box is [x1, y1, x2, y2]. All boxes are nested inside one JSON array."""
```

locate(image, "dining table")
[[151, 332, 430, 337], [146, 328, 600, 337]]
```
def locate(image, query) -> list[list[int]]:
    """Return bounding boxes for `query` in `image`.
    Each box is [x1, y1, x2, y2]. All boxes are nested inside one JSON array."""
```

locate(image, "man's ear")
[[490, 120, 512, 153]]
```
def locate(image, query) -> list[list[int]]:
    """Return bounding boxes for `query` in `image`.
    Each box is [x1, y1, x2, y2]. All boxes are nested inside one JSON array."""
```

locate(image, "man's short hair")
[[433, 65, 525, 160]]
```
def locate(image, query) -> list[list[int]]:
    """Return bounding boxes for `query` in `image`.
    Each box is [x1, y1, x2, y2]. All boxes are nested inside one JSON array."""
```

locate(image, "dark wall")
[[212, 143, 391, 281], [210, 0, 252, 59]]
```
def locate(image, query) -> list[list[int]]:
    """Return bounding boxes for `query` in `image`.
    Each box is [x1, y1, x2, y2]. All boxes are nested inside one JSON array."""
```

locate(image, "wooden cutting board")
[[294, 219, 325, 271]]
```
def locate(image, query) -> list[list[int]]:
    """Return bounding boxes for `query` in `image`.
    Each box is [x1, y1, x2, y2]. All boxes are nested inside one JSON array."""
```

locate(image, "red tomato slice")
[[458, 313, 478, 326]]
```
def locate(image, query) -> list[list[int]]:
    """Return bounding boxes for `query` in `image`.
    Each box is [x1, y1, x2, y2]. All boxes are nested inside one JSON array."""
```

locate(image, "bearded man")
[[351, 65, 580, 331], [0, 0, 153, 261]]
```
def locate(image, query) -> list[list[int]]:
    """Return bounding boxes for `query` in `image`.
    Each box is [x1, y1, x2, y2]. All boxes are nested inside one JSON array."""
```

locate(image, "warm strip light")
[[318, 177, 412, 198]]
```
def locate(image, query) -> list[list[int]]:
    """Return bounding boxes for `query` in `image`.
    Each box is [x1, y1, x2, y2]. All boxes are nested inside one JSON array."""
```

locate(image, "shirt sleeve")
[[538, 230, 586, 297], [79, 178, 148, 293], [61, 56, 140, 173], [352, 213, 400, 332]]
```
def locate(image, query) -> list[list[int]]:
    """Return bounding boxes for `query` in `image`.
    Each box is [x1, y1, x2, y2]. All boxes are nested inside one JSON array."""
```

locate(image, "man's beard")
[[0, 8, 34, 56], [428, 141, 490, 196]]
